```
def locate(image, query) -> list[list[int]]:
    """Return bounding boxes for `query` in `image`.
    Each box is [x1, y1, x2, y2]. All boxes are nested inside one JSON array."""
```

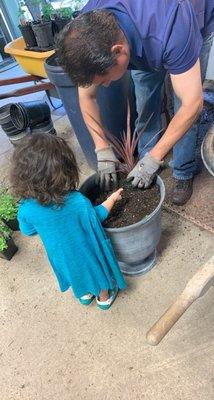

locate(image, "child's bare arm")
[[102, 188, 123, 213]]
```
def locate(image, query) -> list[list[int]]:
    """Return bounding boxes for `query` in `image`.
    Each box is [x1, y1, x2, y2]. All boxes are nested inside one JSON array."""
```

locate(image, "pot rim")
[[0, 104, 12, 117], [45, 54, 62, 71], [201, 124, 214, 177], [82, 173, 165, 233]]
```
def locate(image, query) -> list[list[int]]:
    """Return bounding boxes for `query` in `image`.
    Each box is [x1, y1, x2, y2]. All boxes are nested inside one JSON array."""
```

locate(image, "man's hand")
[[95, 146, 119, 191], [127, 152, 163, 188]]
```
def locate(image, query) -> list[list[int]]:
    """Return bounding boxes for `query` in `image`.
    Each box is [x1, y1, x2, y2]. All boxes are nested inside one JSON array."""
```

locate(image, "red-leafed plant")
[[86, 107, 163, 174]]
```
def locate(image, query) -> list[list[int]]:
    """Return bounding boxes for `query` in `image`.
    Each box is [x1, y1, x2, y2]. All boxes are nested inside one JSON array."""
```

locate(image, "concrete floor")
[[0, 66, 214, 400]]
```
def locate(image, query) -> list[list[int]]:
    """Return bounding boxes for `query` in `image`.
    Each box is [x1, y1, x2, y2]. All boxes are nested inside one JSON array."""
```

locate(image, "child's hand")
[[107, 188, 123, 203], [102, 189, 123, 213]]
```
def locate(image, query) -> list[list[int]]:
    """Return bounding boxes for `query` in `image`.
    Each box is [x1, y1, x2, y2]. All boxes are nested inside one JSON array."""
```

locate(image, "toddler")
[[11, 134, 126, 310]]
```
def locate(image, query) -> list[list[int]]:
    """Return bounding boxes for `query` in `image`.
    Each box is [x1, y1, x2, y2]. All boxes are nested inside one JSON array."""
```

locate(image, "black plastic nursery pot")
[[54, 17, 71, 33], [0, 105, 23, 137], [10, 101, 51, 130], [45, 54, 134, 169], [9, 131, 28, 146], [32, 21, 55, 49], [0, 104, 12, 125], [31, 119, 56, 135], [19, 24, 37, 48], [4, 218, 19, 231], [1, 120, 23, 136], [0, 104, 28, 144], [0, 237, 18, 261]]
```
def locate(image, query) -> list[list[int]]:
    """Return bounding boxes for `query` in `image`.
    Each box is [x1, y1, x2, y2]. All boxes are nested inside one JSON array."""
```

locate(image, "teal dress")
[[18, 191, 126, 298]]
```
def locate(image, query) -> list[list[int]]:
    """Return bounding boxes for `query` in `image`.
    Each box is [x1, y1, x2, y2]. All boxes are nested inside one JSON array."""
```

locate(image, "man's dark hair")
[[57, 10, 122, 87], [10, 134, 79, 205]]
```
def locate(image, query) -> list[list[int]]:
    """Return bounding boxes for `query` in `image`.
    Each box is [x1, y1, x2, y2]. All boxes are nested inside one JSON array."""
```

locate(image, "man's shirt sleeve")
[[163, 1, 203, 74]]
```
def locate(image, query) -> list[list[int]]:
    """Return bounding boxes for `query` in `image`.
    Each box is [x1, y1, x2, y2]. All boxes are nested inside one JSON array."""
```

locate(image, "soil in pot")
[[95, 176, 160, 228]]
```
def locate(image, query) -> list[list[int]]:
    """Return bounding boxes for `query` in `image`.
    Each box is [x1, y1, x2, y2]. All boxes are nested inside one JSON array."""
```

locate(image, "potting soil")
[[95, 177, 160, 228]]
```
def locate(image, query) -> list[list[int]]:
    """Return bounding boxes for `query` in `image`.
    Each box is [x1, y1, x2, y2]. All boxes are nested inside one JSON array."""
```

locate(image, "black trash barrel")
[[45, 54, 132, 169]]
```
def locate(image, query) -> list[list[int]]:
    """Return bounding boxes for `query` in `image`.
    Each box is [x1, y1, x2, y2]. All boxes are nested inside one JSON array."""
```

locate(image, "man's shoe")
[[172, 178, 193, 206]]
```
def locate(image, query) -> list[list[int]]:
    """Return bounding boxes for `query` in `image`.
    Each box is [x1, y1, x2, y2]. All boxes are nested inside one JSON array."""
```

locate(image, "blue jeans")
[[131, 32, 213, 180]]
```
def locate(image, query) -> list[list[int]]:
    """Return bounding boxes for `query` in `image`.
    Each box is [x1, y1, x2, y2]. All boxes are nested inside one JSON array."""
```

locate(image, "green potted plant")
[[54, 0, 85, 32], [18, 0, 38, 49], [54, 7, 73, 33], [31, 2, 55, 50], [41, 2, 54, 21], [18, 0, 84, 51], [0, 221, 18, 261], [0, 190, 19, 231]]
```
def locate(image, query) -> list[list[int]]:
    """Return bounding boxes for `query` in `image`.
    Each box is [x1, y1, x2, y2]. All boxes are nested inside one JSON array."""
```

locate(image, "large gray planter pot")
[[80, 174, 165, 276], [201, 123, 214, 177]]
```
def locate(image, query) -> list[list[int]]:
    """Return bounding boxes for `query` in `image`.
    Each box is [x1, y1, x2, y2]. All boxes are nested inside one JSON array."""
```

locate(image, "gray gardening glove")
[[95, 146, 118, 191], [127, 152, 163, 188]]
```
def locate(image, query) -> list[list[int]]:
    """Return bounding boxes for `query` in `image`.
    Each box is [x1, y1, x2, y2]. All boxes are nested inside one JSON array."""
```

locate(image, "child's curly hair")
[[10, 133, 79, 205]]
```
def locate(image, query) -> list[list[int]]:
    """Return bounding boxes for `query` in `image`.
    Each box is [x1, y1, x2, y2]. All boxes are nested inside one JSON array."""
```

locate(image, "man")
[[58, 0, 214, 205]]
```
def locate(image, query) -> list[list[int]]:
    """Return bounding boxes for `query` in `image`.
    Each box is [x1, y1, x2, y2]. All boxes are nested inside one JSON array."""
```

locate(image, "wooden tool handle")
[[146, 295, 193, 346], [146, 256, 214, 346]]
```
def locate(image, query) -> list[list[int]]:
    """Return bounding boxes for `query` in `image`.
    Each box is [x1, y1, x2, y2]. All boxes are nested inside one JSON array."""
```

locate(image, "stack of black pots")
[[0, 101, 56, 146], [19, 16, 72, 52], [0, 104, 27, 145]]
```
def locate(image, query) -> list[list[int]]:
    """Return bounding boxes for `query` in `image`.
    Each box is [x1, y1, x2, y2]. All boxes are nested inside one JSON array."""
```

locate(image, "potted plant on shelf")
[[18, 0, 38, 49], [18, 0, 84, 51], [54, 7, 73, 33], [0, 221, 18, 261], [32, 2, 55, 50], [0, 190, 19, 231], [80, 113, 166, 276]]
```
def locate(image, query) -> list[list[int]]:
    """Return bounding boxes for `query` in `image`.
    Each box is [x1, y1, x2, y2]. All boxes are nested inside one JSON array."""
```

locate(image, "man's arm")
[[78, 85, 119, 190], [78, 85, 108, 149], [128, 60, 203, 188], [150, 59, 203, 161]]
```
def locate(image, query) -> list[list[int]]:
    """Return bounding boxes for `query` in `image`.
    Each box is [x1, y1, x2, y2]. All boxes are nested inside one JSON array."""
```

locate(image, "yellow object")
[[4, 37, 55, 78]]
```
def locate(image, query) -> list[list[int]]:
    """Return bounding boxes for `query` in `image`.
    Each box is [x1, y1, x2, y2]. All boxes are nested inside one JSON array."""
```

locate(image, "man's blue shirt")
[[82, 0, 214, 73]]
